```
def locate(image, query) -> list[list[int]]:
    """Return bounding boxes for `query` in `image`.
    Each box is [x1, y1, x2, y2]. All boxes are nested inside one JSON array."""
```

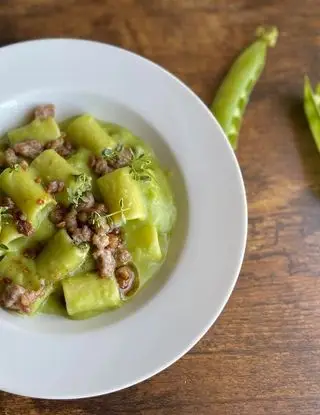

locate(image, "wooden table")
[[1, 1, 320, 414]]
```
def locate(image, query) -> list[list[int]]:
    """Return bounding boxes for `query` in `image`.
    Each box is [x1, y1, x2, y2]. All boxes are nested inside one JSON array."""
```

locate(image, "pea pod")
[[211, 26, 279, 149], [304, 76, 320, 151]]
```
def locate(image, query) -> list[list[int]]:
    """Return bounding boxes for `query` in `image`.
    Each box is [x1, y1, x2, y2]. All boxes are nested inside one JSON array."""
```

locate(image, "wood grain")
[[1, 0, 320, 414]]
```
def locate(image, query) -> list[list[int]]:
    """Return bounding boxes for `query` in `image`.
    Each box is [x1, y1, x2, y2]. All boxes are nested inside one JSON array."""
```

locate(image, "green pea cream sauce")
[[41, 121, 176, 318]]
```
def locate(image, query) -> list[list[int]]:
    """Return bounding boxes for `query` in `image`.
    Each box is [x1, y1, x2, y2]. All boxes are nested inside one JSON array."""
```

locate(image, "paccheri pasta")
[[0, 105, 176, 319]]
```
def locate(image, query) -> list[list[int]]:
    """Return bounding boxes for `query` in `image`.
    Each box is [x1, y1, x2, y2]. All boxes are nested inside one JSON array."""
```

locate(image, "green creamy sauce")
[[40, 120, 176, 318]]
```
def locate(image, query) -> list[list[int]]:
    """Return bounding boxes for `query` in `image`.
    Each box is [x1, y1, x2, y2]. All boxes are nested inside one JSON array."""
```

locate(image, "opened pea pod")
[[211, 26, 279, 150]]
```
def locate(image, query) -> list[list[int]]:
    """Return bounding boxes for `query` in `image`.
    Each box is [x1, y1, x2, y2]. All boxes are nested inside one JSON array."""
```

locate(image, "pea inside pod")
[[211, 26, 279, 150], [304, 76, 320, 151]]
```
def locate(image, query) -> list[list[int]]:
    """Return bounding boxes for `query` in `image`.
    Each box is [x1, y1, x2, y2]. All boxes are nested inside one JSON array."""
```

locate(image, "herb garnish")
[[102, 144, 156, 183], [67, 173, 92, 207], [90, 211, 106, 228], [129, 148, 156, 183], [102, 143, 124, 163], [90, 198, 130, 228]]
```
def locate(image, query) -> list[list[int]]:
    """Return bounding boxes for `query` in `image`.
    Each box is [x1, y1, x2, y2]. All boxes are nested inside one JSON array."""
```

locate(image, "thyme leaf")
[[129, 149, 156, 183], [67, 173, 92, 207], [102, 143, 124, 163], [90, 198, 130, 228]]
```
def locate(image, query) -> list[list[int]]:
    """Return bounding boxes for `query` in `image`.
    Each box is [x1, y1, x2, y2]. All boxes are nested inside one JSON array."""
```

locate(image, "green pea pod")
[[211, 26, 279, 149], [304, 76, 320, 151]]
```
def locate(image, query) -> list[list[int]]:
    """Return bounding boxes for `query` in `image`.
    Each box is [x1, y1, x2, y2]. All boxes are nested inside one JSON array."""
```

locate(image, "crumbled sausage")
[[93, 203, 108, 214], [4, 148, 19, 166], [64, 208, 78, 232], [0, 279, 45, 313], [115, 248, 132, 266], [89, 155, 111, 176], [46, 180, 65, 194], [108, 233, 122, 251], [23, 248, 36, 259], [56, 221, 66, 228], [0, 280, 26, 311], [92, 231, 109, 251], [95, 249, 116, 278], [34, 104, 55, 120], [49, 204, 67, 224], [0, 196, 15, 209], [34, 176, 41, 184], [45, 137, 64, 151], [45, 136, 74, 158], [20, 289, 42, 310], [115, 266, 135, 291], [23, 243, 43, 259], [87, 203, 109, 232], [71, 225, 92, 244], [13, 210, 24, 221], [57, 140, 74, 157], [16, 218, 34, 236], [89, 215, 110, 233], [77, 192, 95, 211], [77, 211, 89, 224], [110, 225, 121, 235], [13, 139, 43, 160], [8, 208, 34, 236], [109, 147, 133, 169]]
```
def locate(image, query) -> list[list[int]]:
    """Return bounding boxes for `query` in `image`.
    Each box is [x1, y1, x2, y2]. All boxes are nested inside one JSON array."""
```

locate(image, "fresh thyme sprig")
[[90, 198, 130, 228], [67, 173, 92, 207], [102, 143, 156, 183], [129, 148, 156, 183], [102, 143, 124, 163]]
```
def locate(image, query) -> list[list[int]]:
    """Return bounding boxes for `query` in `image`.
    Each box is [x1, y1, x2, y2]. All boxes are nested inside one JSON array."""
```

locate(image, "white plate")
[[0, 39, 247, 399]]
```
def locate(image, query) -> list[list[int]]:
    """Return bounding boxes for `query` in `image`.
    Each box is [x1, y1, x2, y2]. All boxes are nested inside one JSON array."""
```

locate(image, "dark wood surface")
[[1, 0, 320, 414]]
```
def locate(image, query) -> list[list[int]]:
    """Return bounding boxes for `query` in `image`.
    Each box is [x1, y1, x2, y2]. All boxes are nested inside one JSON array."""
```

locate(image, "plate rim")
[[0, 38, 248, 399]]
